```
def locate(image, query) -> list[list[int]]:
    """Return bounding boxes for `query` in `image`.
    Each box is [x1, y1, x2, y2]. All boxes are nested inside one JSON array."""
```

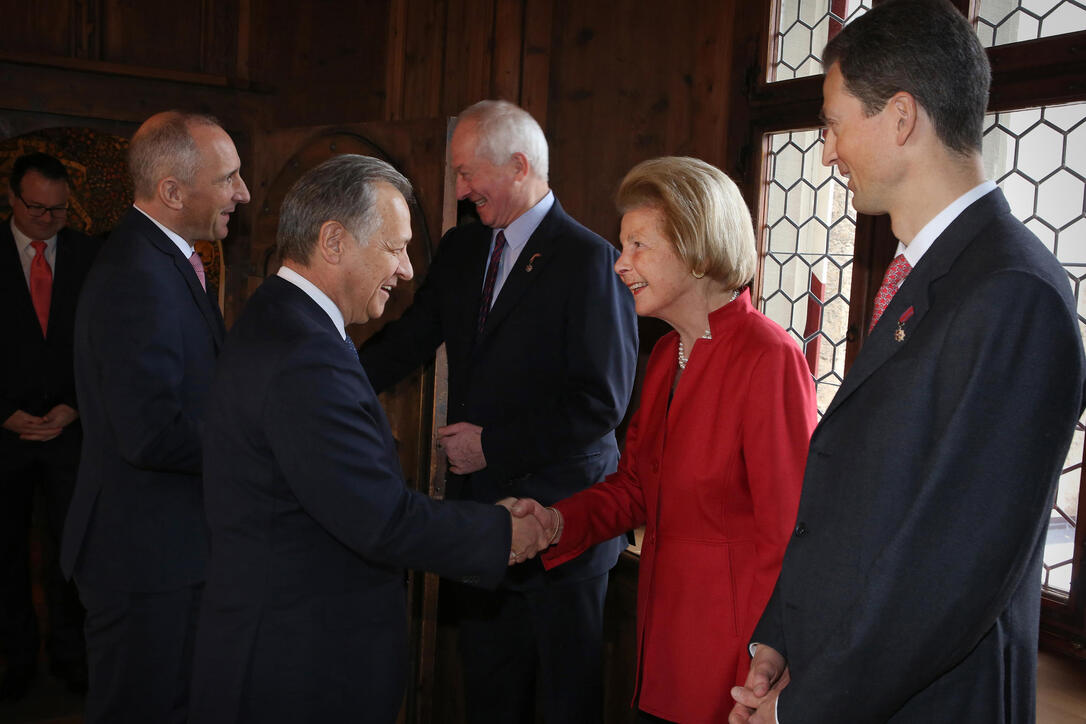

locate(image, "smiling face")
[[450, 119, 528, 229], [821, 62, 900, 216], [9, 170, 70, 240], [177, 124, 251, 242], [615, 205, 699, 326], [340, 182, 414, 325]]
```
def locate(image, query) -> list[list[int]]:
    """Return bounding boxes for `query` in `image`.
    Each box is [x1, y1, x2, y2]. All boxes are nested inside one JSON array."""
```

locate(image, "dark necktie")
[[477, 230, 507, 334], [29, 240, 52, 336], [869, 253, 912, 332]]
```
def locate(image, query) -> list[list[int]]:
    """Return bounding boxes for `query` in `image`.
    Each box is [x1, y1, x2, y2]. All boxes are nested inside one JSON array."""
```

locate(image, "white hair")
[[457, 100, 549, 181]]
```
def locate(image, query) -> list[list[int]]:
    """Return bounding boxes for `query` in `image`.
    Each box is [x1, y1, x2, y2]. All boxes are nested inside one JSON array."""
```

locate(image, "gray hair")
[[276, 154, 413, 265], [129, 111, 222, 199], [457, 100, 549, 181]]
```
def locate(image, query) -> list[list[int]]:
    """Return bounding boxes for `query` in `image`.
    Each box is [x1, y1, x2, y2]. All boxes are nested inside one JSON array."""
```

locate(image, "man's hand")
[[496, 497, 550, 564], [511, 497, 562, 546], [42, 404, 78, 429], [3, 409, 63, 442], [729, 644, 789, 724], [437, 422, 486, 474]]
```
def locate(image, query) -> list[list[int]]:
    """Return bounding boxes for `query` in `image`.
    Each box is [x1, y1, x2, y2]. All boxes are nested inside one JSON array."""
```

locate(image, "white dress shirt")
[[276, 265, 348, 341], [481, 190, 555, 307], [11, 219, 57, 288]]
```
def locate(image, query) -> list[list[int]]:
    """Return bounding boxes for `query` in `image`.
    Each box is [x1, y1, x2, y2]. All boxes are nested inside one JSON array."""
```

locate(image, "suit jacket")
[[61, 206, 224, 592], [361, 198, 638, 588], [188, 276, 511, 723], [753, 188, 1086, 722], [0, 220, 100, 469], [543, 291, 816, 723]]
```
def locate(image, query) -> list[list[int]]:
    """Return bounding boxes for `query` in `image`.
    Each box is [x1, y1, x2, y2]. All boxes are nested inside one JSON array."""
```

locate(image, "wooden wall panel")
[[247, 0, 389, 127], [441, 0, 497, 115], [100, 0, 213, 73], [397, 0, 448, 120], [3, 0, 76, 57], [543, 0, 738, 244]]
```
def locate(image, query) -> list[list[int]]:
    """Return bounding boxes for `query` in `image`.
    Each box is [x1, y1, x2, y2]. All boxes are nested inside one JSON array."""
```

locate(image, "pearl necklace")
[[677, 289, 739, 370]]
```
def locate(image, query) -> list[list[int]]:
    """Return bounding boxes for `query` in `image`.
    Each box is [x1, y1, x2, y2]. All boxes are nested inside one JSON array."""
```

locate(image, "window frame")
[[725, 0, 1086, 655]]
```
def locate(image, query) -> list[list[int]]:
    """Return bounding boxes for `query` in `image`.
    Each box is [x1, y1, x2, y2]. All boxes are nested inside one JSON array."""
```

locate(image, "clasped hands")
[[728, 644, 789, 723], [2, 404, 78, 442], [495, 497, 563, 565]]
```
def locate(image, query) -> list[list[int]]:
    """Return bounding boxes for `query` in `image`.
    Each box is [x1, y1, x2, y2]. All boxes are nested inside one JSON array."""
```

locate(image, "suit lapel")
[[477, 202, 564, 339], [821, 189, 1007, 422], [131, 210, 226, 348], [0, 223, 40, 337]]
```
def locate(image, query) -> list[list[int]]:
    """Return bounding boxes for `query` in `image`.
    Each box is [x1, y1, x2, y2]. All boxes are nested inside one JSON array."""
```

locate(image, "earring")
[[691, 269, 705, 279]]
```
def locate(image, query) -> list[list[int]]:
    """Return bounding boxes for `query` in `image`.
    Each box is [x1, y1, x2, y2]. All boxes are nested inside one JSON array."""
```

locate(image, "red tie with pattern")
[[189, 250, 207, 291], [869, 253, 912, 332], [477, 230, 506, 334], [29, 240, 52, 336]]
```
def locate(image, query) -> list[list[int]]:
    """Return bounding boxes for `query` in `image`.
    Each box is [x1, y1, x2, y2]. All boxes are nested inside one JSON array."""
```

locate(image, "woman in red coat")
[[529, 157, 817, 723]]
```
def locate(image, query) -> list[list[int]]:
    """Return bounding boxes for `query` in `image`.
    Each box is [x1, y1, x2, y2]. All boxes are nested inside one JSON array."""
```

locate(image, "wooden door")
[[248, 119, 455, 724]]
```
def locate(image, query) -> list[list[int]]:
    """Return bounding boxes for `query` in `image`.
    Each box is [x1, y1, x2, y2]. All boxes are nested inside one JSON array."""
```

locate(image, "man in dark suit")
[[730, 1, 1086, 722], [61, 111, 250, 723], [188, 154, 548, 723], [360, 99, 638, 722], [0, 153, 98, 700]]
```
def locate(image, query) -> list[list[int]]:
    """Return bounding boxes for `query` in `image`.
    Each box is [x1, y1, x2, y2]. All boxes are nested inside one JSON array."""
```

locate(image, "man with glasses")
[[0, 152, 99, 700]]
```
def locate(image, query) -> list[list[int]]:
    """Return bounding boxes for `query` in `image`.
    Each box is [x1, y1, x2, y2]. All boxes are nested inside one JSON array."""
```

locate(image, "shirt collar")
[[276, 265, 348, 341], [494, 190, 554, 253], [133, 204, 196, 259], [10, 218, 57, 251], [898, 180, 997, 267]]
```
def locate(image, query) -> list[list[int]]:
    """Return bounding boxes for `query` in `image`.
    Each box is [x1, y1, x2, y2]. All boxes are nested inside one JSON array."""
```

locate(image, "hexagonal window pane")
[[977, 0, 1086, 47], [1037, 170, 1085, 229], [1017, 123, 1064, 183], [1000, 172, 1038, 220], [779, 24, 814, 71], [768, 219, 799, 255], [1056, 217, 1086, 265], [770, 0, 872, 82]]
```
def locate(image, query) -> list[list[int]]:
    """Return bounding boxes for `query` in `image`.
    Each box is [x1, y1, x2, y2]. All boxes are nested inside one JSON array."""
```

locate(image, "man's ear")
[[159, 177, 184, 210], [509, 151, 530, 182], [891, 91, 918, 146], [317, 220, 347, 264]]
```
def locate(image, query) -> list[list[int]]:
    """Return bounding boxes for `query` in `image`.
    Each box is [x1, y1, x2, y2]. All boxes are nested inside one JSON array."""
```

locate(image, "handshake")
[[496, 497, 564, 565]]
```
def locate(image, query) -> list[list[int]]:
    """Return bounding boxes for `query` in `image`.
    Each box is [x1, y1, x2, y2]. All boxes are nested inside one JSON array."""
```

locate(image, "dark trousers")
[[0, 449, 85, 675], [457, 572, 608, 724], [78, 581, 202, 724]]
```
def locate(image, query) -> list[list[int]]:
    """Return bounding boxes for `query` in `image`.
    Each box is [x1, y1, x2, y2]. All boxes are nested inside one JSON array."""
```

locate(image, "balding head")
[[129, 111, 223, 201]]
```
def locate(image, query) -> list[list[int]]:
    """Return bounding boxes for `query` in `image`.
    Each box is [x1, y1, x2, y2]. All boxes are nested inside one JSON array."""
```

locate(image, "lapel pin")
[[526, 253, 542, 272], [894, 306, 915, 342]]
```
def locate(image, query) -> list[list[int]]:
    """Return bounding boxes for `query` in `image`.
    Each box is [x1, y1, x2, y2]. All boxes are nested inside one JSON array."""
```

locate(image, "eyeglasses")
[[15, 193, 69, 218]]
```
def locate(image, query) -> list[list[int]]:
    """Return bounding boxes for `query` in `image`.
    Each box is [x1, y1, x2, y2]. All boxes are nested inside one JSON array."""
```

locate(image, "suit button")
[[794, 522, 808, 537]]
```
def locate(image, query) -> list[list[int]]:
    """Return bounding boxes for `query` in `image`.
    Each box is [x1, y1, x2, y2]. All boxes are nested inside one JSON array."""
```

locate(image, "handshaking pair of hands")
[[496, 497, 563, 565]]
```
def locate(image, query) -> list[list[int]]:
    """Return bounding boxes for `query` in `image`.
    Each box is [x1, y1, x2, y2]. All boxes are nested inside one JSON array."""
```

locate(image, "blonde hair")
[[616, 156, 756, 290]]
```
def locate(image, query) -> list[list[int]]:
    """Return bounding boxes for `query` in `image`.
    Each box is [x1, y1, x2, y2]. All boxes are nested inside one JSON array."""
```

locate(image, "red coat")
[[542, 291, 817, 723]]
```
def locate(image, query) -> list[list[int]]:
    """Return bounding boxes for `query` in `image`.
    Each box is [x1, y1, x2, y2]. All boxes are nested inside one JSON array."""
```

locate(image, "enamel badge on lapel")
[[894, 306, 914, 342], [526, 253, 542, 272]]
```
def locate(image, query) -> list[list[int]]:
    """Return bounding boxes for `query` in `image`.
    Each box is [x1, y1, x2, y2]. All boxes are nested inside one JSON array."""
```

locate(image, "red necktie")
[[477, 230, 507, 334], [29, 240, 52, 336], [189, 250, 207, 291], [869, 253, 912, 331]]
